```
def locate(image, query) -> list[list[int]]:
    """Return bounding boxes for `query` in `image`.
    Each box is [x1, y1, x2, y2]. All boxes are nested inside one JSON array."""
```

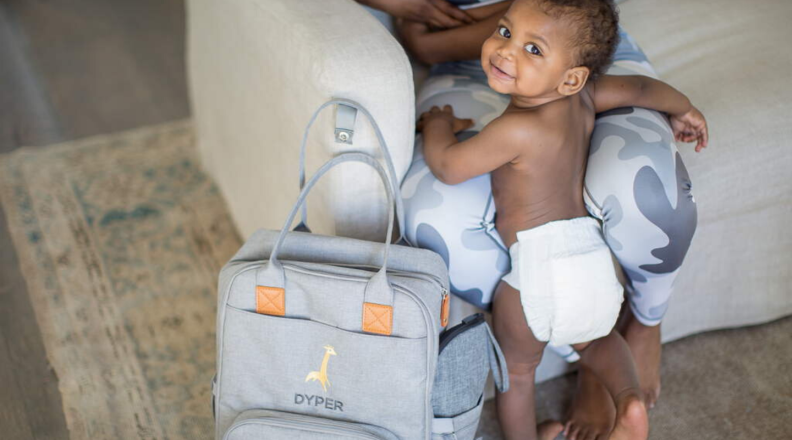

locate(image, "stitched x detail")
[[260, 293, 282, 311], [363, 303, 392, 335], [256, 286, 285, 316]]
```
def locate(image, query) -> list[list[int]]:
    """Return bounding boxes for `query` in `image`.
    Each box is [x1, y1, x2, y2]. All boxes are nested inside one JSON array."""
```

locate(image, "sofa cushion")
[[619, 0, 792, 340]]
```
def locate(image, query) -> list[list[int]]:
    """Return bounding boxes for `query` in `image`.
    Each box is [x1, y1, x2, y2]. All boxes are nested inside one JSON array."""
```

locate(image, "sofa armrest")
[[187, 0, 414, 240]]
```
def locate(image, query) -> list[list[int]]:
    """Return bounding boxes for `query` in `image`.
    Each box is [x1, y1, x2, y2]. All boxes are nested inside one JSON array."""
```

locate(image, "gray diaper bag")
[[212, 99, 507, 440]]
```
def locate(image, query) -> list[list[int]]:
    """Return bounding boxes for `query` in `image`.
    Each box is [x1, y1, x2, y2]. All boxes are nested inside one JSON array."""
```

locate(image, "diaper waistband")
[[515, 216, 605, 254]]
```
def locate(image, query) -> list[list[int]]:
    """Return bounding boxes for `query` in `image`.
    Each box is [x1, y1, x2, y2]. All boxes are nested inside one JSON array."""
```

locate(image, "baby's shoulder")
[[489, 111, 556, 145], [494, 107, 569, 148]]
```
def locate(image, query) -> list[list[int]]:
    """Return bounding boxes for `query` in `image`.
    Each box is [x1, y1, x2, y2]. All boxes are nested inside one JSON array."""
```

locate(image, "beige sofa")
[[187, 0, 792, 382]]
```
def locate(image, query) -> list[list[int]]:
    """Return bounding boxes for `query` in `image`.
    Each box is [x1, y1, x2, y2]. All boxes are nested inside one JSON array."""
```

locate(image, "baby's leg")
[[492, 281, 563, 440], [572, 332, 649, 440]]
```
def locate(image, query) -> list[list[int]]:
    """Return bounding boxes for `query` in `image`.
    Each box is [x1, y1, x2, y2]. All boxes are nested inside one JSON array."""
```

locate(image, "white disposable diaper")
[[501, 216, 624, 346]]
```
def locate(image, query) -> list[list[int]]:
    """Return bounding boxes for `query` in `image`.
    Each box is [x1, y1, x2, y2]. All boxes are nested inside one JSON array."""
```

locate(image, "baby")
[[417, 0, 708, 439]]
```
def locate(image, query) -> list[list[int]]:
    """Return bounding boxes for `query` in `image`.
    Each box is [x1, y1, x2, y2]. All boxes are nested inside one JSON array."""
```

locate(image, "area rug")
[[0, 121, 242, 439]]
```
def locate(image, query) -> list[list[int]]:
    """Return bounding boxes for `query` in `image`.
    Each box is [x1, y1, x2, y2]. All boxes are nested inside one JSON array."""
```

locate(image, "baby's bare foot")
[[538, 420, 564, 440], [608, 396, 648, 440], [622, 311, 662, 408], [564, 367, 615, 440]]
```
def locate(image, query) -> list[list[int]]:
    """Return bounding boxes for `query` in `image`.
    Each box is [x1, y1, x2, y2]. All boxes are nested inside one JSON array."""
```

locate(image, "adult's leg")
[[565, 33, 699, 438], [402, 72, 511, 309], [582, 30, 698, 407], [581, 104, 697, 410]]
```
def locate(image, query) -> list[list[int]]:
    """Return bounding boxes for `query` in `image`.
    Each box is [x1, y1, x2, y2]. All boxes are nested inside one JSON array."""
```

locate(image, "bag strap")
[[485, 323, 510, 393], [296, 98, 406, 243], [255, 152, 398, 335]]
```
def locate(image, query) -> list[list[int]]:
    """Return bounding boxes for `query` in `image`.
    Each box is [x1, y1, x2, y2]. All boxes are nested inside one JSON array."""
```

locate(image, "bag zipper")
[[330, 262, 447, 291], [224, 410, 390, 439], [438, 313, 485, 354], [289, 262, 450, 328], [225, 262, 448, 315]]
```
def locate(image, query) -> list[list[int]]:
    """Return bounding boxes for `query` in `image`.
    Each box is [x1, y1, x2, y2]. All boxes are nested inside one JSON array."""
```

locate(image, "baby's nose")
[[497, 43, 515, 60]]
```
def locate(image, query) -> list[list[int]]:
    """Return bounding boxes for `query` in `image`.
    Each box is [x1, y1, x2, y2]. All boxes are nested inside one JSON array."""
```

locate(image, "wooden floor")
[[0, 1, 188, 438]]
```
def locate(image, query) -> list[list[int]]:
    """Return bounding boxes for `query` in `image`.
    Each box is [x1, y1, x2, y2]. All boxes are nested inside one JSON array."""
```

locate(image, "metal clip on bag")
[[214, 100, 458, 439]]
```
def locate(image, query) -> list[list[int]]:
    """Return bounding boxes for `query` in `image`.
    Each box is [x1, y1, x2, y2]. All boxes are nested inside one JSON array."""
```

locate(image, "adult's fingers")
[[430, 0, 475, 24], [426, 4, 465, 29]]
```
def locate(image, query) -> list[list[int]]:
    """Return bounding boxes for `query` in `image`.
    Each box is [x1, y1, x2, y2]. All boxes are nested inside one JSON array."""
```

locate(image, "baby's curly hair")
[[532, 0, 620, 80]]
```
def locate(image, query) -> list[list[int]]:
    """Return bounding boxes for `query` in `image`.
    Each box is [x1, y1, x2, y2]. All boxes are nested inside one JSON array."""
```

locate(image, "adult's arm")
[[399, 1, 512, 64], [357, 0, 475, 29]]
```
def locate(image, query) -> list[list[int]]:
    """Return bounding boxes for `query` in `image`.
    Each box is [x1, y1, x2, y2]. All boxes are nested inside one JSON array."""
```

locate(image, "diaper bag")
[[212, 99, 507, 440]]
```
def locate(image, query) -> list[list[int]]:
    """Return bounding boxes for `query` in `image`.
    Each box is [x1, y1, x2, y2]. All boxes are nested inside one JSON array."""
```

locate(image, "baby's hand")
[[417, 105, 474, 133], [670, 105, 709, 152]]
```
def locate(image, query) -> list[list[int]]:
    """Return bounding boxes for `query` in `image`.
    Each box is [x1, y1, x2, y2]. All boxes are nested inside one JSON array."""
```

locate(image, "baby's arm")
[[418, 105, 527, 185], [591, 75, 709, 151]]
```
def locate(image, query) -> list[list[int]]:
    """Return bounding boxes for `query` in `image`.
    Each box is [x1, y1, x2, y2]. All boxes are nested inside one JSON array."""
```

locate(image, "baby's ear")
[[558, 66, 590, 96]]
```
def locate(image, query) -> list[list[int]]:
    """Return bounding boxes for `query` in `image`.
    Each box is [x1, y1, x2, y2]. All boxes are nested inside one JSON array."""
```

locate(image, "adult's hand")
[[397, 1, 511, 65], [398, 19, 432, 61], [359, 0, 475, 29]]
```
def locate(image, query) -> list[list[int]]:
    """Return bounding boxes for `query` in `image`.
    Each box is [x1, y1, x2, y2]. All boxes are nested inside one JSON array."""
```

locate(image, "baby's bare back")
[[492, 92, 596, 248]]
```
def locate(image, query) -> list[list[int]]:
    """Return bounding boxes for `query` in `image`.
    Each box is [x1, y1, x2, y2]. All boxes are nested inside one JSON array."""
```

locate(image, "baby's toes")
[[538, 421, 564, 440], [566, 423, 581, 440], [643, 386, 660, 410]]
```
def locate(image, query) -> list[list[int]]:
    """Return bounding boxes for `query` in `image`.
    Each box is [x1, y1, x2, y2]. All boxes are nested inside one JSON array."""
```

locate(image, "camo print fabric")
[[401, 28, 697, 329]]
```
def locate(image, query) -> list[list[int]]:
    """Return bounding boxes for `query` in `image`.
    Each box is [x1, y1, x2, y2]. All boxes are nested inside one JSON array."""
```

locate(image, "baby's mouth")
[[489, 62, 514, 81]]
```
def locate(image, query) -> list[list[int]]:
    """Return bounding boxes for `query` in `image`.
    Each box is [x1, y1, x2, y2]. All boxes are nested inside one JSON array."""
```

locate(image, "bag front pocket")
[[431, 395, 484, 440], [216, 306, 430, 439], [224, 409, 397, 440]]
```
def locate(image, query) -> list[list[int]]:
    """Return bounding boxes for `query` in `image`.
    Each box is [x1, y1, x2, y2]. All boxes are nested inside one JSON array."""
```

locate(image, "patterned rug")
[[0, 121, 242, 439]]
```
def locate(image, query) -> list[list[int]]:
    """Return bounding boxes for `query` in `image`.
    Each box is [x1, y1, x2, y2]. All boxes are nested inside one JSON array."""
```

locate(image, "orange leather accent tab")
[[256, 286, 285, 316], [441, 294, 450, 327], [362, 302, 393, 336]]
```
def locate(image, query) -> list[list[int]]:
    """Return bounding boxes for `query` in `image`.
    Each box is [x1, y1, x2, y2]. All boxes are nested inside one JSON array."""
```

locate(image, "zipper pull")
[[440, 289, 450, 328]]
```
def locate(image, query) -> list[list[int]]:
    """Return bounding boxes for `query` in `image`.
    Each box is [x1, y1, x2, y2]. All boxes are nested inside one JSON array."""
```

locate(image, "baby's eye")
[[498, 26, 511, 38], [524, 43, 542, 56]]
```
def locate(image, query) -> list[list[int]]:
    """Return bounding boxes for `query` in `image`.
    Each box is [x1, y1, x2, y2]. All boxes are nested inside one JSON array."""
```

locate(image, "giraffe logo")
[[305, 345, 336, 392]]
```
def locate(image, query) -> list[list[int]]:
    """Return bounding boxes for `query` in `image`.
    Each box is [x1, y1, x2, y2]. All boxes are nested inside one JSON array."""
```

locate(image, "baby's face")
[[481, 0, 578, 99]]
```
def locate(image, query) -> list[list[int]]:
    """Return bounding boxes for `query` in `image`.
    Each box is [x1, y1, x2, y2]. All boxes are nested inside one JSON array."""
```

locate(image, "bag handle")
[[296, 98, 406, 243], [485, 323, 510, 393], [255, 152, 398, 335]]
